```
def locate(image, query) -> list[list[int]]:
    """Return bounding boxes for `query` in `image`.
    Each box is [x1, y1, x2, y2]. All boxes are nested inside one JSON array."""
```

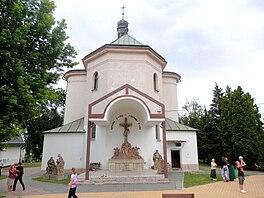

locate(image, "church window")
[[91, 123, 96, 139], [155, 124, 161, 141], [93, 72, 98, 90], [153, 73, 158, 92], [176, 143, 181, 147]]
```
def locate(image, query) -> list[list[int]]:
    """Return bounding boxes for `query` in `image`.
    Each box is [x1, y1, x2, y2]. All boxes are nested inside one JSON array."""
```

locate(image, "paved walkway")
[[1, 167, 264, 198]]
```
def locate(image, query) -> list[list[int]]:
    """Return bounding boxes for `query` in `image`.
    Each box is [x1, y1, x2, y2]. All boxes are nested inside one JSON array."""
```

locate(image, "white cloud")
[[53, 0, 264, 117]]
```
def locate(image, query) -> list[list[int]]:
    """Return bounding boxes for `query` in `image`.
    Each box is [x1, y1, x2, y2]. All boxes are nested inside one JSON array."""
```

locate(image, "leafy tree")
[[179, 98, 205, 161], [0, 0, 77, 148], [202, 83, 224, 163], [180, 97, 204, 126], [219, 86, 263, 166], [24, 88, 65, 159], [180, 84, 263, 167]]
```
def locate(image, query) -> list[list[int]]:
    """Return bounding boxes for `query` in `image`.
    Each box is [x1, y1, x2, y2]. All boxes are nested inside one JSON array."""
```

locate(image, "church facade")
[[41, 15, 199, 178]]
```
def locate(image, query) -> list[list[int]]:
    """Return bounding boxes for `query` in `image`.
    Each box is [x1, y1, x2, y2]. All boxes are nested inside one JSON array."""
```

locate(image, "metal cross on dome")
[[121, 5, 126, 20]]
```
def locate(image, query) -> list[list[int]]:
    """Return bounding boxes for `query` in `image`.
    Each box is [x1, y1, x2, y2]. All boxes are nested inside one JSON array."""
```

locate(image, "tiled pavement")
[[1, 167, 264, 198]]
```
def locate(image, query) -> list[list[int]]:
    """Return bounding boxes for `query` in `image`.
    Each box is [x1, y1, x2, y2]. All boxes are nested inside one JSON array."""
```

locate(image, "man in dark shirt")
[[12, 162, 25, 191], [0, 159, 3, 176]]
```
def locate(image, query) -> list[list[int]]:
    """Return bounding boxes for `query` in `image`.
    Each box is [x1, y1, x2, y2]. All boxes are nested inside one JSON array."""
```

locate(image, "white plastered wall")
[[86, 52, 164, 104], [166, 131, 198, 171], [64, 75, 87, 125], [0, 146, 24, 165], [162, 76, 179, 122], [41, 133, 86, 171]]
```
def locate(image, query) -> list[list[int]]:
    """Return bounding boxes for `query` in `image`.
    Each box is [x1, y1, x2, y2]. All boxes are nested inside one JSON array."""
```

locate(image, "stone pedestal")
[[43, 174, 67, 181], [108, 159, 144, 171]]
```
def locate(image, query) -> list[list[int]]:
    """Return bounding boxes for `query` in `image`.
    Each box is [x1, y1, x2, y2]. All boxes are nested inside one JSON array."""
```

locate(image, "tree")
[[180, 97, 204, 126], [0, 0, 77, 148], [25, 88, 65, 160], [201, 83, 224, 163], [219, 86, 264, 166], [180, 84, 264, 167], [179, 98, 206, 161]]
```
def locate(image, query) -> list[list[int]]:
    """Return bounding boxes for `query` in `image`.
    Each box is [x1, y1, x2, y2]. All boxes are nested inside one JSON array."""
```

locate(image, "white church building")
[[41, 13, 198, 179]]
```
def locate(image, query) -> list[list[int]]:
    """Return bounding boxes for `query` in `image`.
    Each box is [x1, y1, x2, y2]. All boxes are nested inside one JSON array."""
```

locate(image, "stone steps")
[[78, 175, 170, 185]]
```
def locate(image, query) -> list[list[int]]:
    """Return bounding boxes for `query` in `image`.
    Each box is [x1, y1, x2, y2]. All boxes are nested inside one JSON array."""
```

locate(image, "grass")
[[0, 196, 5, 198], [23, 161, 41, 168], [32, 176, 70, 185], [184, 172, 221, 188], [0, 175, 7, 180]]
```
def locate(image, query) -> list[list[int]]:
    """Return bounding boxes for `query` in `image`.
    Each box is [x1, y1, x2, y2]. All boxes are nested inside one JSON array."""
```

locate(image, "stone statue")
[[113, 147, 120, 157], [153, 150, 162, 170], [46, 157, 57, 175], [132, 146, 141, 159], [157, 159, 165, 174], [56, 154, 65, 176], [119, 117, 132, 143], [111, 117, 142, 160]]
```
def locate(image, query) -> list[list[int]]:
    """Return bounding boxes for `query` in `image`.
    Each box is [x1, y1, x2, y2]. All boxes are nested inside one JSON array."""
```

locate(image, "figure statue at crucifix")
[[111, 117, 142, 159], [119, 117, 132, 143]]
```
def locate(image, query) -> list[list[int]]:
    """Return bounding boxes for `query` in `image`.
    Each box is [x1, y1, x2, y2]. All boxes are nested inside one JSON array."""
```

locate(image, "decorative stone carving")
[[112, 142, 142, 159], [56, 154, 65, 176], [44, 155, 66, 180], [46, 157, 57, 175], [157, 159, 164, 174], [153, 150, 162, 170], [111, 118, 142, 160], [109, 117, 144, 171], [113, 147, 120, 158], [109, 158, 144, 171]]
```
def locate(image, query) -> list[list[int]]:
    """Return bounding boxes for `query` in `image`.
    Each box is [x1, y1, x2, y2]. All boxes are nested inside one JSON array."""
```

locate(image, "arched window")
[[153, 73, 158, 92], [93, 72, 98, 90]]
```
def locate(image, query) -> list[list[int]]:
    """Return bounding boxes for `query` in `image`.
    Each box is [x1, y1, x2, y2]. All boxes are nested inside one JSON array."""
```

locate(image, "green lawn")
[[32, 176, 70, 185], [0, 175, 7, 180], [23, 162, 41, 168], [184, 172, 221, 188]]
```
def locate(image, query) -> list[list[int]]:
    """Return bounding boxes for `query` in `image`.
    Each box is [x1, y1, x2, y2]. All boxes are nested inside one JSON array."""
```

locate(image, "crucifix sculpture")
[[119, 117, 132, 143]]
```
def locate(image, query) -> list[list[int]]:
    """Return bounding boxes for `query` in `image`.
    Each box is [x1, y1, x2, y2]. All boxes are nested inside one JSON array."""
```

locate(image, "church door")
[[171, 150, 180, 168]]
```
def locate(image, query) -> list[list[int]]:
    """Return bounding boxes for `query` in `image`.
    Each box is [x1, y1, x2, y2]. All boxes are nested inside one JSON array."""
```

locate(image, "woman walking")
[[7, 165, 17, 193], [68, 167, 78, 198]]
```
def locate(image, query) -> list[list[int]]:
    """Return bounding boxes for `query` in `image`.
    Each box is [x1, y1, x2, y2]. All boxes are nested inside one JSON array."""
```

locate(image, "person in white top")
[[68, 168, 78, 198]]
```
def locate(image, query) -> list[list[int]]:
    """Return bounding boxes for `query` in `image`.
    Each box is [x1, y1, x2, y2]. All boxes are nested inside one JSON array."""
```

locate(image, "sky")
[[53, 0, 264, 117]]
